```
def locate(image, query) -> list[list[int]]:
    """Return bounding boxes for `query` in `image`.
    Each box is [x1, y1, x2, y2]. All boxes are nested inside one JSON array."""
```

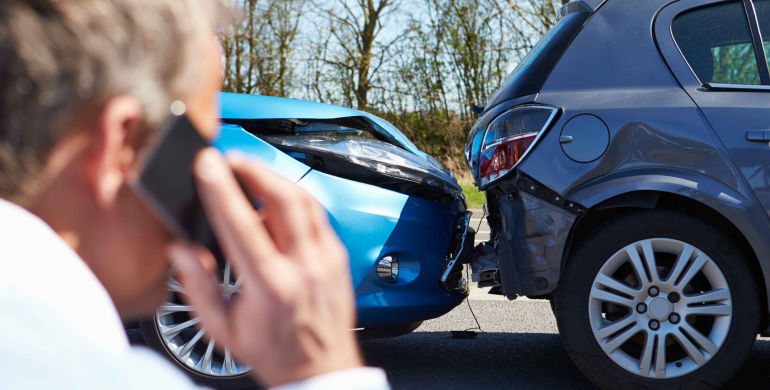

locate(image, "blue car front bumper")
[[297, 169, 468, 328]]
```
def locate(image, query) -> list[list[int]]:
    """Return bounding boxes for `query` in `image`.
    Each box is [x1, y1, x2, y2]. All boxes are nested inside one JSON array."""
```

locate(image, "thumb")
[[168, 242, 232, 345]]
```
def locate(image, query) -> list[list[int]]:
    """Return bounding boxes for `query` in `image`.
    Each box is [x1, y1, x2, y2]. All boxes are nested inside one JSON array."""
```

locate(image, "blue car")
[[140, 92, 472, 389]]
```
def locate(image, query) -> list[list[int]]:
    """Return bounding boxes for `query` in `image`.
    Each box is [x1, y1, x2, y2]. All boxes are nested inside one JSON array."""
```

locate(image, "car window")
[[753, 0, 770, 68], [672, 1, 761, 85]]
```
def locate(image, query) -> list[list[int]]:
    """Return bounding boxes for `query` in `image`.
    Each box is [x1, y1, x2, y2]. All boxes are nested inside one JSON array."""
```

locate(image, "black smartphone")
[[131, 113, 220, 255]]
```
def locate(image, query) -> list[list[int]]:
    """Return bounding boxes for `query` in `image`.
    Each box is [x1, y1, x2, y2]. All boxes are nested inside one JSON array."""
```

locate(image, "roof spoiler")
[[557, 0, 600, 22]]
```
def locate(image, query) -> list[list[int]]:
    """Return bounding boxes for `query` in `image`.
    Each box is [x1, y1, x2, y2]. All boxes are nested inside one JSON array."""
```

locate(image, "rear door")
[[657, 0, 770, 216]]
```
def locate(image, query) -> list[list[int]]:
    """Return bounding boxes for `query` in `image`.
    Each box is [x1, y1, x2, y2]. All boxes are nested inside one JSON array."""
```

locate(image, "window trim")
[[702, 82, 770, 90], [672, 0, 770, 89], [743, 0, 770, 84]]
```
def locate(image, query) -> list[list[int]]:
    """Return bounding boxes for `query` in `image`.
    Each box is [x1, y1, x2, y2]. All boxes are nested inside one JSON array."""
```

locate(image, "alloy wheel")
[[155, 259, 251, 377], [589, 238, 732, 379]]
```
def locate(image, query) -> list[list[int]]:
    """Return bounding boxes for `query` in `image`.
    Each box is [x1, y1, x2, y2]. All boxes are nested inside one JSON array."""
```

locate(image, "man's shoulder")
[[0, 198, 131, 355], [0, 299, 203, 390]]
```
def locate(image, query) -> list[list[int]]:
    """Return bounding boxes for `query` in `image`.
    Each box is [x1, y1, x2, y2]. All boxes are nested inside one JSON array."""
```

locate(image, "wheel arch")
[[563, 167, 770, 332]]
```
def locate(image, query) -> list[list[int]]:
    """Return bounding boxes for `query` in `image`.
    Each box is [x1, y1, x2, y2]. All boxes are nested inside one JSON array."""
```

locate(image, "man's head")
[[0, 0, 229, 319]]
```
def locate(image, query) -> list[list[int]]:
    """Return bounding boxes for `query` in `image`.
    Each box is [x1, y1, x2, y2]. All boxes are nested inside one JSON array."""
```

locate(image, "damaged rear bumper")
[[482, 175, 586, 297]]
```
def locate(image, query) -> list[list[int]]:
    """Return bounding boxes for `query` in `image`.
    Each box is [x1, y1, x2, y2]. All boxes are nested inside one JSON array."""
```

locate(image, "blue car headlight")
[[264, 135, 463, 201]]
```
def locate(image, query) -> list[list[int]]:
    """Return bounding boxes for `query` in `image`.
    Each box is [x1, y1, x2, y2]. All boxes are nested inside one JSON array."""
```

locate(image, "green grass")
[[461, 182, 485, 209]]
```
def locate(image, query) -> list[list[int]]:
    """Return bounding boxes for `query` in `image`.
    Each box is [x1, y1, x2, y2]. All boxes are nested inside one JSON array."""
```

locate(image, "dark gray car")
[[465, 0, 770, 388]]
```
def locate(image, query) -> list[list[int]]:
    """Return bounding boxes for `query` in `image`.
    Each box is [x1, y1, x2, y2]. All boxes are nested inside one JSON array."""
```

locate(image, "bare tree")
[[314, 0, 404, 110], [221, 0, 306, 96], [217, 0, 570, 180], [501, 0, 561, 57]]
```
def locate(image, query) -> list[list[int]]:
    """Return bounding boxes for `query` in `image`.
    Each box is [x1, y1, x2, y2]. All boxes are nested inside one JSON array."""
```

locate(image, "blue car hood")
[[220, 92, 427, 160]]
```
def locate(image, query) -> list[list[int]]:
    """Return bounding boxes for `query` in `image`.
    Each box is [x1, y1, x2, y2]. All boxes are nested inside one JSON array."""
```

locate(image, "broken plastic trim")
[[264, 135, 463, 202]]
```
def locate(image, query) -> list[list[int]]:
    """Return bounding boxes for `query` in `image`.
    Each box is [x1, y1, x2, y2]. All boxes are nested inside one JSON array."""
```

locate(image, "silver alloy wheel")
[[589, 238, 732, 379], [155, 259, 251, 377]]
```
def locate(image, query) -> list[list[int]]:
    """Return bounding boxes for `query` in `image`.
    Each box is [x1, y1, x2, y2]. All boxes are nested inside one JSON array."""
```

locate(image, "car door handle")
[[746, 130, 770, 141]]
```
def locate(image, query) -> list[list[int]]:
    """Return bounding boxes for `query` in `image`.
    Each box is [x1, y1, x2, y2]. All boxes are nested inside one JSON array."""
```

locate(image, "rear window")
[[672, 1, 762, 85]]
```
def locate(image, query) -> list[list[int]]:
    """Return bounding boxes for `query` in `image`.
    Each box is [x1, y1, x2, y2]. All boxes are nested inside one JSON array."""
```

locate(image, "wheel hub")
[[647, 296, 672, 320]]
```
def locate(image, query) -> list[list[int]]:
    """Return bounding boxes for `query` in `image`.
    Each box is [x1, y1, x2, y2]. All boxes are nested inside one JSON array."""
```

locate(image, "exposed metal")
[[494, 190, 576, 296], [589, 238, 731, 378]]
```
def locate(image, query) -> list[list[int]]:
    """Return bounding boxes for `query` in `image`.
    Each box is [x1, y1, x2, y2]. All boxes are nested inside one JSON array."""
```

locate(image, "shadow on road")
[[725, 338, 770, 390], [128, 327, 770, 389], [361, 332, 770, 390], [361, 331, 596, 390]]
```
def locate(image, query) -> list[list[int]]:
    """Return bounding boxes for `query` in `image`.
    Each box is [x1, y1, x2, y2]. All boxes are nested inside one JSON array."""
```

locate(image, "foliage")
[[220, 0, 565, 180], [461, 182, 486, 209]]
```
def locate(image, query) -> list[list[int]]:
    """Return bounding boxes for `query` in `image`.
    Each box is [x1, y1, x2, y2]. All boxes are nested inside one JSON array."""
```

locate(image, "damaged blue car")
[[139, 92, 473, 389]]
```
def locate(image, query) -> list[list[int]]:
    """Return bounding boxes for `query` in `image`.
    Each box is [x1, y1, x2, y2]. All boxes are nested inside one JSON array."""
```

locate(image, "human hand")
[[168, 148, 363, 388]]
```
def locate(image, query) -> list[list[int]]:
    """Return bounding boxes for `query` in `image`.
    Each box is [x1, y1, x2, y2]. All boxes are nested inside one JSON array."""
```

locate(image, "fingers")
[[193, 148, 276, 277], [227, 153, 317, 254], [168, 242, 231, 346]]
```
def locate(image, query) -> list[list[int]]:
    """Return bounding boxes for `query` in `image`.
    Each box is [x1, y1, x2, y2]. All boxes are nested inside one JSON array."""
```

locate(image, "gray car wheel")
[[557, 209, 760, 390], [588, 238, 731, 378]]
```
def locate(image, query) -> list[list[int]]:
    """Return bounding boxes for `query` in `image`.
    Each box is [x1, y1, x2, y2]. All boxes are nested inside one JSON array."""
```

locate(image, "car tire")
[[556, 209, 760, 390]]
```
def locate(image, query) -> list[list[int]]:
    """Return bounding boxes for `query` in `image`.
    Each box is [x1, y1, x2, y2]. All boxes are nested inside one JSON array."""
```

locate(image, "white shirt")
[[0, 199, 389, 390]]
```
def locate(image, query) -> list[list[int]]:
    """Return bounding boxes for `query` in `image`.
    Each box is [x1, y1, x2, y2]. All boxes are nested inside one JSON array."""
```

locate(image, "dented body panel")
[[495, 191, 575, 296]]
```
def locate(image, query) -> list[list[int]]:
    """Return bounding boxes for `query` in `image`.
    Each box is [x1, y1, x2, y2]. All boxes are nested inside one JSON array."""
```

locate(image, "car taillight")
[[478, 105, 558, 187]]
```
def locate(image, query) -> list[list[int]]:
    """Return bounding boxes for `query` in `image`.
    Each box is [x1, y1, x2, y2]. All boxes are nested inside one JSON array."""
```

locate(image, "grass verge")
[[461, 182, 485, 209]]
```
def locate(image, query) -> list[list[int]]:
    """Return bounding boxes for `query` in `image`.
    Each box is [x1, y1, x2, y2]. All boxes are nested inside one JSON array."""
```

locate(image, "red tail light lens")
[[478, 106, 558, 187], [479, 133, 537, 183]]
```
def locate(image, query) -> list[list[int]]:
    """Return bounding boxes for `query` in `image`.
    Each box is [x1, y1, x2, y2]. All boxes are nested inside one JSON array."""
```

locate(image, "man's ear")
[[85, 95, 143, 208]]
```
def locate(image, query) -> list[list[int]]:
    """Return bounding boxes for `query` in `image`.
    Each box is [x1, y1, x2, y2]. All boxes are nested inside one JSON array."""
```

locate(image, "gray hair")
[[0, 0, 230, 203]]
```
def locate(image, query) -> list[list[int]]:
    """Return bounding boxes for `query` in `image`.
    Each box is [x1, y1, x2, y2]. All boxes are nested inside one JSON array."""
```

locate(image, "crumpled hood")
[[219, 92, 428, 160]]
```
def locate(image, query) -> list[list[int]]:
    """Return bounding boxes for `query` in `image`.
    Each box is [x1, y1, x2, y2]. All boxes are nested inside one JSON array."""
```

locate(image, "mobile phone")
[[132, 113, 220, 255]]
